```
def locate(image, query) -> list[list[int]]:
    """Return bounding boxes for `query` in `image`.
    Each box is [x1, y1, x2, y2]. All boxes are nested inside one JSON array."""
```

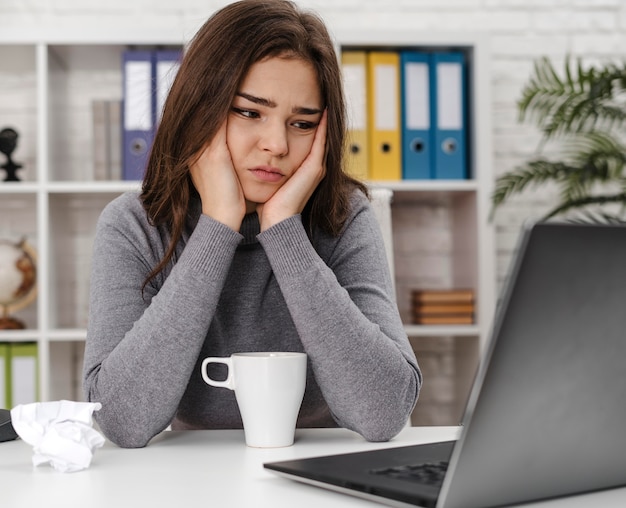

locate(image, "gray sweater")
[[83, 189, 421, 448]]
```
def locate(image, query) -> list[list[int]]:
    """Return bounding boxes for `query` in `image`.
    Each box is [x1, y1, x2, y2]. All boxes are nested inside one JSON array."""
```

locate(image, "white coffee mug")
[[201, 352, 307, 448]]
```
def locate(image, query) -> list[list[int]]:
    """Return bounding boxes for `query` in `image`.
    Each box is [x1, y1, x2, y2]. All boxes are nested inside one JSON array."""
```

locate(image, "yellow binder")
[[341, 50, 369, 180], [367, 51, 402, 181]]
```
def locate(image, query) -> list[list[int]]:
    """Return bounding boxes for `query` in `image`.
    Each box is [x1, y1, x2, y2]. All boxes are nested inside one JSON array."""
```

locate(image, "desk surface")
[[2, 426, 626, 507]]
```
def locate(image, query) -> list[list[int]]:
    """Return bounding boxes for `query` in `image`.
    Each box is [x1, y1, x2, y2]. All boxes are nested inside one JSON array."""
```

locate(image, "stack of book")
[[411, 289, 475, 325], [92, 99, 122, 181]]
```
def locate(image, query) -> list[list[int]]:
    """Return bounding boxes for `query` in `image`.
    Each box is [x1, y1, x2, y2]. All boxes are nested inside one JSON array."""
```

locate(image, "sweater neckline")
[[240, 212, 261, 245], [188, 196, 260, 245]]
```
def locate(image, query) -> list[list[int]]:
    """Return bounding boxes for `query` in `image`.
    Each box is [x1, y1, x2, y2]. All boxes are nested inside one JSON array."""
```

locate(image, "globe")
[[0, 238, 37, 330]]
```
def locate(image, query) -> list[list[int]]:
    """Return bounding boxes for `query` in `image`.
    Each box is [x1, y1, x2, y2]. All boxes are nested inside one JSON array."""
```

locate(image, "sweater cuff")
[[181, 214, 243, 276], [257, 215, 317, 275]]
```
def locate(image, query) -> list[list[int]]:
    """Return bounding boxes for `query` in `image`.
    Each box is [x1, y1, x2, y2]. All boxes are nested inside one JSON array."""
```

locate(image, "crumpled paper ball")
[[11, 400, 105, 473]]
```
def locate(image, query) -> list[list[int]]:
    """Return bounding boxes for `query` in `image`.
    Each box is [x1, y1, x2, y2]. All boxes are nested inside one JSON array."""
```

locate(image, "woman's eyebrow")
[[237, 92, 276, 108], [236, 92, 322, 115], [293, 106, 323, 115]]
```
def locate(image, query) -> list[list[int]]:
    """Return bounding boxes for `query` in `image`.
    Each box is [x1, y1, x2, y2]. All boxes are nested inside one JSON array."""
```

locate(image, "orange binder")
[[341, 51, 369, 180], [367, 51, 401, 181]]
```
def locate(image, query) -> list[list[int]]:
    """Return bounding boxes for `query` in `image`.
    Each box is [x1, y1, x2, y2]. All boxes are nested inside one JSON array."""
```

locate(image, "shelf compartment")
[[46, 43, 181, 183], [47, 191, 122, 329], [47, 44, 126, 182], [0, 44, 38, 183], [0, 193, 39, 330], [391, 191, 478, 327], [409, 335, 479, 425], [49, 340, 85, 401]]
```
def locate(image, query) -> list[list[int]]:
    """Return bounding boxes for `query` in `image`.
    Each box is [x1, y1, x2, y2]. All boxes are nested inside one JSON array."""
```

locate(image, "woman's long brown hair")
[[140, 0, 367, 288]]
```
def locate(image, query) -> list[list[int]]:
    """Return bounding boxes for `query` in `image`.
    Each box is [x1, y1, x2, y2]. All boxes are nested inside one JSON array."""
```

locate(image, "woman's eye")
[[232, 107, 259, 119], [293, 121, 316, 131]]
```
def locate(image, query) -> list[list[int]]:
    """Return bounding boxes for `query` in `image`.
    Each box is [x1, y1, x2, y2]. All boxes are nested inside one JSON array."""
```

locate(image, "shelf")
[[46, 181, 141, 194], [0, 329, 39, 342], [369, 180, 478, 192], [48, 328, 87, 342], [3, 326, 482, 343], [0, 30, 496, 427], [0, 182, 39, 194], [0, 181, 141, 194], [0, 326, 480, 343], [404, 324, 480, 337]]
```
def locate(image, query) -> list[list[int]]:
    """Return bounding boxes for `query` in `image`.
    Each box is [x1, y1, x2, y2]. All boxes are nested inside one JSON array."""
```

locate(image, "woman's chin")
[[243, 190, 278, 211]]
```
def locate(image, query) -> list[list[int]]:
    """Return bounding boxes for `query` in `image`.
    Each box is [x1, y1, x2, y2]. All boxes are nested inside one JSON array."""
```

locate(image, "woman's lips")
[[249, 166, 284, 183]]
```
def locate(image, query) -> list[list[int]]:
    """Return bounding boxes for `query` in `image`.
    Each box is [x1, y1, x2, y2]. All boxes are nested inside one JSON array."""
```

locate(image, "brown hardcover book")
[[411, 289, 475, 304], [413, 303, 474, 314], [413, 314, 474, 325]]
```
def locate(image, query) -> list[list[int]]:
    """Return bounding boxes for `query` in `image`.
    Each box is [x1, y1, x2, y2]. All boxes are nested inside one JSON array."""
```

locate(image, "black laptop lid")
[[440, 222, 626, 508]]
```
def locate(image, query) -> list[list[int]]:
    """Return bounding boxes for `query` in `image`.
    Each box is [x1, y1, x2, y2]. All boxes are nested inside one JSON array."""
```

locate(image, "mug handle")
[[201, 357, 235, 389]]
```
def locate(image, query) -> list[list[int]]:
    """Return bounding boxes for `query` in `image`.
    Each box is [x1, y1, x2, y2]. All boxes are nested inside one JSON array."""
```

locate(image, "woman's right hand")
[[190, 121, 246, 231]]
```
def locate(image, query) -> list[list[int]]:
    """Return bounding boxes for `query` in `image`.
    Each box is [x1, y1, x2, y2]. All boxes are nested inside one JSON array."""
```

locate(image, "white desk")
[[2, 426, 626, 507]]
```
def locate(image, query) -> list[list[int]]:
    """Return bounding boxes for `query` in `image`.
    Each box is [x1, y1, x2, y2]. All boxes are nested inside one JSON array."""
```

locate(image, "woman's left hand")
[[257, 109, 328, 231]]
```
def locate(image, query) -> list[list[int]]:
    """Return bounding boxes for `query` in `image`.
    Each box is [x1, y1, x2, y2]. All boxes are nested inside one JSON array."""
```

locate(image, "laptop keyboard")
[[370, 460, 449, 488]]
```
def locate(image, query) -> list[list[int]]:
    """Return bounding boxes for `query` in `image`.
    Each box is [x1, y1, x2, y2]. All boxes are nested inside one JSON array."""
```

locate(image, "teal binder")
[[400, 50, 433, 179], [431, 52, 467, 180]]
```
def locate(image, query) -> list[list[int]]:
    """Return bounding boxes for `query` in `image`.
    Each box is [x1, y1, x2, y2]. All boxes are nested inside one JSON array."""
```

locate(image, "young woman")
[[83, 0, 421, 448]]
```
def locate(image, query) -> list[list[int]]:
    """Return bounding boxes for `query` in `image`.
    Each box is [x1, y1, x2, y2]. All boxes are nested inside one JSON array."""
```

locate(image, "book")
[[411, 289, 474, 304], [413, 314, 474, 325], [413, 303, 474, 314], [93, 99, 122, 180], [412, 289, 475, 325]]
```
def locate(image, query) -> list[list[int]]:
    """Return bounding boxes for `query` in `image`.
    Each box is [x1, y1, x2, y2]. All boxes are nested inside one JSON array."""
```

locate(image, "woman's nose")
[[259, 120, 289, 157]]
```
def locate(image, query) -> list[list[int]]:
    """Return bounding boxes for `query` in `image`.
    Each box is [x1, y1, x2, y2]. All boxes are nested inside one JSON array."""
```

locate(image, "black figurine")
[[0, 127, 23, 182]]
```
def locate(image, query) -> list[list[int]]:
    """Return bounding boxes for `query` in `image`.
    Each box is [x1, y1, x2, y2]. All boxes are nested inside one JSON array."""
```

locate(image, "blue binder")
[[431, 52, 467, 180], [400, 51, 433, 179], [122, 49, 155, 181]]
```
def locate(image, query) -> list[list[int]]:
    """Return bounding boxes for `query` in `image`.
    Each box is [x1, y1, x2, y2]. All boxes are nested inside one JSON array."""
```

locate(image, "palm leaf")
[[543, 192, 626, 220], [491, 159, 577, 210], [518, 56, 626, 139], [557, 131, 626, 201]]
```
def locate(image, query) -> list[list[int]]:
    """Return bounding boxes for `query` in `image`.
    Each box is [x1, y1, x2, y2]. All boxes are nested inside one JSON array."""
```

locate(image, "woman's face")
[[227, 56, 323, 212]]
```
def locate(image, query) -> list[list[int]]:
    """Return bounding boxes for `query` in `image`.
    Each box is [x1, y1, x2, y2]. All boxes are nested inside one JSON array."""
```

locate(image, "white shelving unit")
[[0, 27, 495, 424]]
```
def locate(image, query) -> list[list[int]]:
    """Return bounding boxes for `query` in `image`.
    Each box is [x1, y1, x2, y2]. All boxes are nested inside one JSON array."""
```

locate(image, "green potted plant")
[[491, 55, 626, 222]]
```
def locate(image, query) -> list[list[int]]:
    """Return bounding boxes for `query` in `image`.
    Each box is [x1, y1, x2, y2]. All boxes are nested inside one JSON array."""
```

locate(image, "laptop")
[[264, 222, 626, 507]]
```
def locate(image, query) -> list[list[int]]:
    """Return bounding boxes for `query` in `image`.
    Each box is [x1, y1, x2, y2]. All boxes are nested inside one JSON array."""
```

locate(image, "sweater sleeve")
[[257, 194, 421, 442], [83, 194, 242, 447]]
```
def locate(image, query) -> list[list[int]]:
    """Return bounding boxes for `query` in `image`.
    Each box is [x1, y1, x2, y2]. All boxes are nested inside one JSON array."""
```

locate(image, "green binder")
[[0, 343, 9, 408]]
